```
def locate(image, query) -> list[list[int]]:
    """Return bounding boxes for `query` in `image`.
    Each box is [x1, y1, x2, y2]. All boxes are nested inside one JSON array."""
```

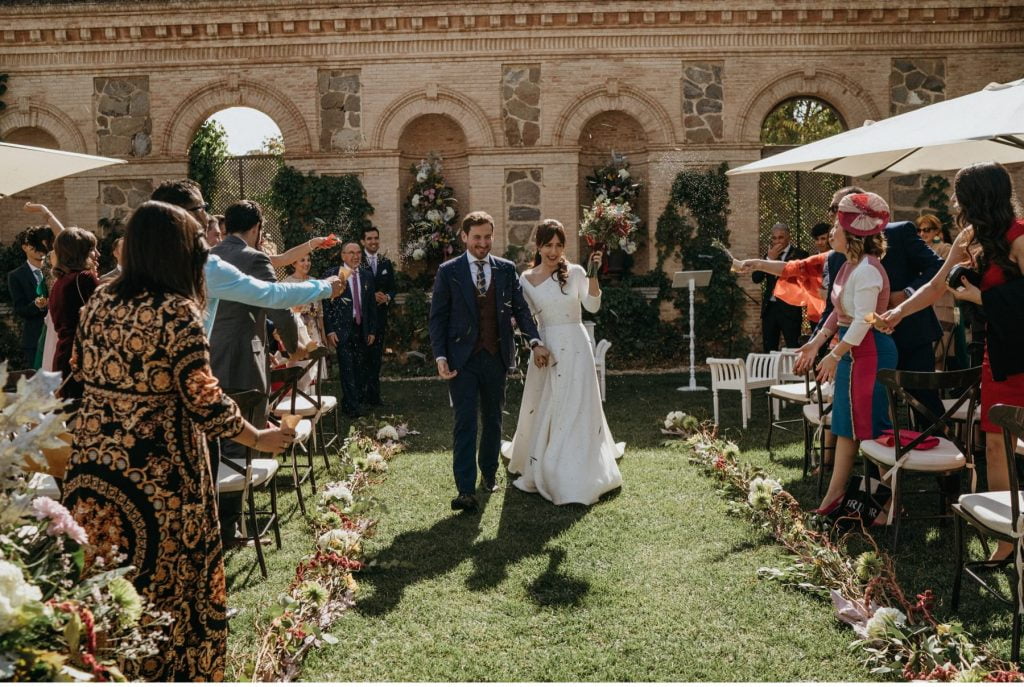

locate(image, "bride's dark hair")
[[532, 219, 569, 294]]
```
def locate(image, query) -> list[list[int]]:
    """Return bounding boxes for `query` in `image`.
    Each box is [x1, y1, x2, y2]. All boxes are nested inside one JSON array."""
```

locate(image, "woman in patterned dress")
[[62, 201, 296, 681]]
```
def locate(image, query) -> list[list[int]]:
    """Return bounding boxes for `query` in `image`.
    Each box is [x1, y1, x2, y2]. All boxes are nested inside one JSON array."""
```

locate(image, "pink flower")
[[31, 497, 89, 546]]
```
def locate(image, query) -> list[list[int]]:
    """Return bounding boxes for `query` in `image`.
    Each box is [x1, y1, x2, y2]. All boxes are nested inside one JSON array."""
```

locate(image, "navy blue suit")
[[361, 253, 396, 405], [7, 263, 45, 368], [429, 253, 541, 495], [818, 221, 944, 420], [323, 265, 378, 415]]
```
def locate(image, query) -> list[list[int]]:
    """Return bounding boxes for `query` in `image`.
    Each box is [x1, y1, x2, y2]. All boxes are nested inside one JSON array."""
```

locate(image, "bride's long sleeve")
[[576, 264, 601, 313]]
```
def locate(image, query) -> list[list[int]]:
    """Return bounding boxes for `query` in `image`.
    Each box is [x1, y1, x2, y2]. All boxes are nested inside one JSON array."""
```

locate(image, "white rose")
[[411, 194, 420, 207], [444, 206, 455, 221], [376, 425, 400, 442], [317, 528, 361, 553], [412, 248, 426, 261], [0, 560, 42, 633], [416, 171, 428, 183], [320, 484, 353, 508], [618, 168, 630, 180], [426, 209, 442, 223]]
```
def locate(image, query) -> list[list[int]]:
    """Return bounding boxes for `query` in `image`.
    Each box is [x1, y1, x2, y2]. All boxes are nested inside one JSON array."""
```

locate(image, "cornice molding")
[[0, 5, 1020, 48], [3, 27, 1022, 71]]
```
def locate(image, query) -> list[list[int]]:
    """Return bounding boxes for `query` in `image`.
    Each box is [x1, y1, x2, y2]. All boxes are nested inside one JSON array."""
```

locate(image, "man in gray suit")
[[210, 199, 300, 543]]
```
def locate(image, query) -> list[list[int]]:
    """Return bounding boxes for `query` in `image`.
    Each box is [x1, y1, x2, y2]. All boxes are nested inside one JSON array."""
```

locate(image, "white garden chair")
[[707, 352, 781, 429]]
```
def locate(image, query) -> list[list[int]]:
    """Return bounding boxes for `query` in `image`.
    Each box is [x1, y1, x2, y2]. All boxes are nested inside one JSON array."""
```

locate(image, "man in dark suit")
[[429, 211, 550, 512], [323, 242, 377, 418], [752, 223, 809, 351], [209, 200, 300, 543], [6, 227, 52, 368], [359, 225, 396, 407], [818, 186, 944, 420]]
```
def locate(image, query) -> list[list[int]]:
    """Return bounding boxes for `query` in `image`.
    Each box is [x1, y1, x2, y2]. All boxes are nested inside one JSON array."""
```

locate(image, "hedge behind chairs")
[[860, 366, 981, 549], [952, 403, 1024, 663]]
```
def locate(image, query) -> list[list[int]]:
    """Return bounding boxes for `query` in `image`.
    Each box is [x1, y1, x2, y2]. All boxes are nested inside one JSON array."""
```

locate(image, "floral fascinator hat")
[[836, 192, 890, 237]]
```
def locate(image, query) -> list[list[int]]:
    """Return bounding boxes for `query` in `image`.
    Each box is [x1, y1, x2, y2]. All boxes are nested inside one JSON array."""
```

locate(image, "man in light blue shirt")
[[150, 180, 343, 334]]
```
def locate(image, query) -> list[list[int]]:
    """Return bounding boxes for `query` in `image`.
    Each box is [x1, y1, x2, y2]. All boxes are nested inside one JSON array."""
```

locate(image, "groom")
[[429, 211, 550, 512]]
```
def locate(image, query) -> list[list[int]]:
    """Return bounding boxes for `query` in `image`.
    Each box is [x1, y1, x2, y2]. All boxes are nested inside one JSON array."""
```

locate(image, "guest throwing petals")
[[795, 192, 898, 518]]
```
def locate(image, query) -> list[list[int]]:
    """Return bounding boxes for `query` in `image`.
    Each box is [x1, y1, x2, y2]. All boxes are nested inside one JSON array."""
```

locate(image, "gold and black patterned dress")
[[62, 288, 244, 682]]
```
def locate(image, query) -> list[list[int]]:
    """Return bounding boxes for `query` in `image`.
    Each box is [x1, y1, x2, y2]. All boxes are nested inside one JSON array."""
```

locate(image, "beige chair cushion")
[[770, 382, 813, 404], [272, 394, 338, 418], [942, 398, 981, 422], [861, 436, 966, 472], [802, 403, 831, 426], [958, 491, 1024, 537], [217, 458, 280, 493]]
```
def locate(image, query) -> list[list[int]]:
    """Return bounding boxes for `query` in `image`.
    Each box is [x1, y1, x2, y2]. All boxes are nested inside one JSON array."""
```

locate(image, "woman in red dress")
[[880, 161, 1024, 561], [48, 226, 100, 401]]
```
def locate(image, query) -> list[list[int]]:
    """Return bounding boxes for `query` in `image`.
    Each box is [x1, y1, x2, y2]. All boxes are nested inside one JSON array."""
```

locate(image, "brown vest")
[[474, 278, 500, 356]]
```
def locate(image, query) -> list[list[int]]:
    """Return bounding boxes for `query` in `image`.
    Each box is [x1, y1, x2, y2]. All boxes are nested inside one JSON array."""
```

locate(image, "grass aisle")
[[298, 373, 866, 681]]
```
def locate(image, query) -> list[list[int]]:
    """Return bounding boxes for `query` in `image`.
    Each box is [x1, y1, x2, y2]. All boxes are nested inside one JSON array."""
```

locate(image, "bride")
[[502, 219, 624, 505]]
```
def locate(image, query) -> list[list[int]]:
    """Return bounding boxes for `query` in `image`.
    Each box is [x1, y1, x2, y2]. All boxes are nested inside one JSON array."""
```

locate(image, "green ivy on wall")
[[187, 120, 229, 205], [916, 174, 955, 236], [660, 163, 751, 358], [268, 165, 374, 277]]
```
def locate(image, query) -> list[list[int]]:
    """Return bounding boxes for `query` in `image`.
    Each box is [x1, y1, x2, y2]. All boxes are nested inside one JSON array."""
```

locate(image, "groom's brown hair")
[[461, 211, 494, 235]]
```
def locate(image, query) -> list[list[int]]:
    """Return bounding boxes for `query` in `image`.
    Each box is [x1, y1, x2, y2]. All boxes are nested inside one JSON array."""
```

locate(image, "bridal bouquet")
[[579, 197, 640, 276]]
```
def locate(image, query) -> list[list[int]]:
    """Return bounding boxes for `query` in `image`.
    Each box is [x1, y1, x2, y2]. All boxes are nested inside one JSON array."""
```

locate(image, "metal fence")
[[212, 154, 286, 270], [757, 157, 847, 256]]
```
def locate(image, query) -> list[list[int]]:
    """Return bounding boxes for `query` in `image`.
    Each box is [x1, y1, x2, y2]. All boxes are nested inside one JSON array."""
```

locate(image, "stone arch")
[[734, 69, 883, 144], [372, 87, 497, 150], [0, 101, 88, 153], [553, 83, 676, 147], [161, 79, 312, 155]]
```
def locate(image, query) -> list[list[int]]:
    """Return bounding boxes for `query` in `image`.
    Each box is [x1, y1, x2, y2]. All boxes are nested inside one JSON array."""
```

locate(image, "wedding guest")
[[811, 222, 832, 254], [323, 242, 377, 417], [880, 161, 1024, 561], [752, 223, 808, 351], [100, 236, 123, 282], [283, 253, 327, 349], [206, 215, 224, 247], [916, 214, 957, 368], [49, 226, 99, 401], [795, 193, 897, 519], [209, 199, 300, 544], [150, 179, 344, 335], [62, 200, 295, 681], [360, 225, 396, 406], [6, 227, 51, 367]]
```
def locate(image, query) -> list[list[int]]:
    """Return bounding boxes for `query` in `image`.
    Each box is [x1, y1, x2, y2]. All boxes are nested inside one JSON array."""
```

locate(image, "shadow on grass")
[[466, 485, 591, 601], [356, 492, 493, 617]]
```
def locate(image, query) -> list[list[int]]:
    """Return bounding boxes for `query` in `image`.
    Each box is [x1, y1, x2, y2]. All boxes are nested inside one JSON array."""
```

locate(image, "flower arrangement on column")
[[582, 152, 643, 269], [401, 153, 459, 269], [0, 364, 168, 681]]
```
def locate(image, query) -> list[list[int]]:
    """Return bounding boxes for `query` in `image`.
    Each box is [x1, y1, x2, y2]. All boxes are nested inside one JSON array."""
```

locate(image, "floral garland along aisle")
[[249, 417, 417, 682], [0, 363, 170, 682], [661, 410, 1024, 682]]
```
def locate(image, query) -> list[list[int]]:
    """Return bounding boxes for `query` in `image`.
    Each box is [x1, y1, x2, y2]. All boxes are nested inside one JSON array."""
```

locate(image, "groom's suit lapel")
[[455, 253, 478, 314]]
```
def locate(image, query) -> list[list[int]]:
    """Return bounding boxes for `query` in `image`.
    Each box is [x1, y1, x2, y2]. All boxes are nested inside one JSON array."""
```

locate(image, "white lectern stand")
[[672, 270, 713, 392]]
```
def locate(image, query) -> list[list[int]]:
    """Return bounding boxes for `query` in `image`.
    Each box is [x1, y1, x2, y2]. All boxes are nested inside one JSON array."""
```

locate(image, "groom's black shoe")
[[480, 476, 499, 493], [451, 493, 478, 512]]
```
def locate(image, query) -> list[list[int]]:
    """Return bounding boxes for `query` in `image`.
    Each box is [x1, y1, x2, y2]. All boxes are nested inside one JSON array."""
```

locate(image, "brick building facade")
[[2, 1, 1023, 324]]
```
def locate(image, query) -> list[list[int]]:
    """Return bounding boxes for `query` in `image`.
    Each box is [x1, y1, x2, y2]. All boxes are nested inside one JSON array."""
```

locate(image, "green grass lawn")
[[224, 372, 1018, 681]]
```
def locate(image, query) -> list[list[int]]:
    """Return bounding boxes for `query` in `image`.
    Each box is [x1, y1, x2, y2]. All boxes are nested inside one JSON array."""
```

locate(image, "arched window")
[[758, 97, 847, 258]]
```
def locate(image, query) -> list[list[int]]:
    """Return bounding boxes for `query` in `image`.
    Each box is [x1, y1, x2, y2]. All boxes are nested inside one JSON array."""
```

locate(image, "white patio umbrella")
[[0, 141, 125, 197], [728, 77, 1024, 178]]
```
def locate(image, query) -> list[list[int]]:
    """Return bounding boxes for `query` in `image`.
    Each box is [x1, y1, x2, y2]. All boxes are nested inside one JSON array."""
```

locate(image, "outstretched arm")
[[24, 202, 66, 237], [268, 237, 330, 268], [205, 254, 333, 309]]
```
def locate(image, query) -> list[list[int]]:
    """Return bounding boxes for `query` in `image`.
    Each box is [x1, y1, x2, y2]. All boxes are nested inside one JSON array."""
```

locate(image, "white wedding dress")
[[502, 263, 624, 505]]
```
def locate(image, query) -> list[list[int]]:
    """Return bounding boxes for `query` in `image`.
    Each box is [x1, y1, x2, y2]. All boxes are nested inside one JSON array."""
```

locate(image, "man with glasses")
[[150, 180, 344, 334]]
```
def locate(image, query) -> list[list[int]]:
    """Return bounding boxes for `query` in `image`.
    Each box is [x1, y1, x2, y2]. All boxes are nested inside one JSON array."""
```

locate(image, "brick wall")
[[1, 1, 1023, 342]]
